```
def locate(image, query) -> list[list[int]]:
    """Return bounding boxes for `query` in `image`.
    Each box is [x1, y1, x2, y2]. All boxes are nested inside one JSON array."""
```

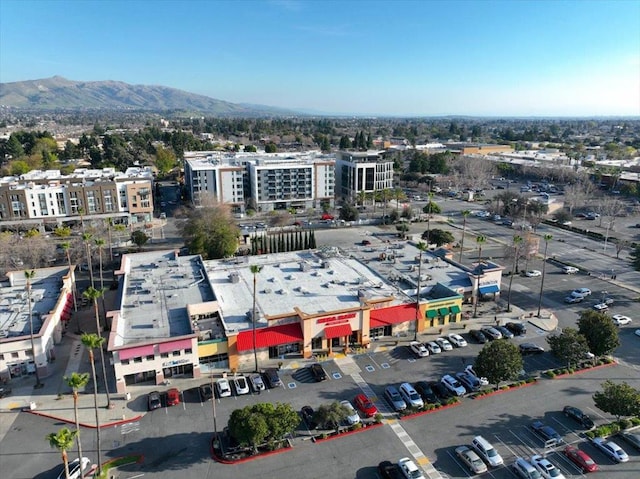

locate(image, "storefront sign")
[[162, 359, 190, 368], [479, 279, 498, 287], [316, 312, 356, 325]]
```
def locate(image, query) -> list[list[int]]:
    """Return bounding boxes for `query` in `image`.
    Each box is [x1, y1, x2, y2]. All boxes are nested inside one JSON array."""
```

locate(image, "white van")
[[472, 435, 503, 467], [512, 457, 542, 479], [399, 382, 424, 408]]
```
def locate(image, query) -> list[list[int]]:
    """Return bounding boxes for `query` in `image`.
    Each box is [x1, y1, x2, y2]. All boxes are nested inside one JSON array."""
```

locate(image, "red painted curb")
[[551, 361, 617, 379], [312, 422, 384, 442], [210, 436, 293, 464], [399, 401, 461, 420], [26, 409, 144, 429], [471, 381, 537, 400]]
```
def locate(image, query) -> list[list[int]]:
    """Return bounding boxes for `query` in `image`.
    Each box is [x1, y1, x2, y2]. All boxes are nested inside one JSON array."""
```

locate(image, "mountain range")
[[0, 76, 300, 116]]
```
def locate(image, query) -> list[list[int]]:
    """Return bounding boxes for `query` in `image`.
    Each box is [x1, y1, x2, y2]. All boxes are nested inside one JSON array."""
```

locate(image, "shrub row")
[[585, 417, 640, 439], [397, 397, 460, 417], [544, 357, 614, 378], [470, 378, 537, 398]]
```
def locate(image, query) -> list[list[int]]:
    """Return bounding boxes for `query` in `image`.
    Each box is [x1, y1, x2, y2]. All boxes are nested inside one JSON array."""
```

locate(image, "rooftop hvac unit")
[[228, 272, 240, 283], [299, 262, 310, 272]]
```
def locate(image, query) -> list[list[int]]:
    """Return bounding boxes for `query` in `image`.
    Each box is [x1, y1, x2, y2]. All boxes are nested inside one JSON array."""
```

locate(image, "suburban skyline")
[[1, 0, 639, 117]]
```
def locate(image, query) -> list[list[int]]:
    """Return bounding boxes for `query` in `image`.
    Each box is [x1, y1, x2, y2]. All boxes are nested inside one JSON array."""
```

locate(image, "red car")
[[354, 393, 378, 417], [321, 213, 334, 220], [564, 445, 598, 472], [166, 388, 181, 406]]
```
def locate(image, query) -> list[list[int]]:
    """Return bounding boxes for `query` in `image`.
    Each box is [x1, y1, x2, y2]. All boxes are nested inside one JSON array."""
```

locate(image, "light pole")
[[603, 220, 613, 252], [414, 242, 427, 341]]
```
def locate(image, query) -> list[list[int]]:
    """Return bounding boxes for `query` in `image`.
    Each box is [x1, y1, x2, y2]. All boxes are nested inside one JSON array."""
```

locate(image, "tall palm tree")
[[81, 333, 104, 476], [459, 210, 470, 263], [475, 235, 486, 263], [83, 287, 111, 409], [250, 265, 263, 372], [473, 235, 487, 318], [46, 427, 78, 479], [60, 241, 78, 312], [65, 372, 89, 469], [537, 234, 553, 317], [422, 193, 440, 247], [94, 238, 107, 321], [507, 235, 523, 312], [25, 270, 43, 388], [77, 206, 86, 233], [82, 233, 94, 288], [105, 218, 114, 262], [414, 242, 427, 340]]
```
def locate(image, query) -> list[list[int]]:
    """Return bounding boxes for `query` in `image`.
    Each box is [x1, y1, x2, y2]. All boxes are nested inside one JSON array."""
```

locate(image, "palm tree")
[[414, 242, 427, 340], [65, 372, 89, 469], [25, 270, 43, 389], [473, 235, 487, 318], [459, 210, 470, 263], [82, 233, 94, 288], [83, 287, 111, 409], [46, 427, 78, 479], [94, 238, 107, 320], [81, 333, 104, 476], [475, 235, 486, 263], [105, 218, 114, 262], [422, 193, 440, 247], [507, 235, 523, 312], [537, 234, 553, 317], [60, 241, 78, 311], [250, 265, 263, 372], [77, 206, 86, 233]]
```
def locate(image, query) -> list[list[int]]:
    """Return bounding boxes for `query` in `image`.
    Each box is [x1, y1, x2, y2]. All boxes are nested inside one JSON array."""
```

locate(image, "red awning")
[[236, 323, 303, 352], [158, 338, 193, 354], [118, 345, 155, 361], [324, 323, 353, 339], [370, 304, 416, 328], [61, 310, 71, 322]]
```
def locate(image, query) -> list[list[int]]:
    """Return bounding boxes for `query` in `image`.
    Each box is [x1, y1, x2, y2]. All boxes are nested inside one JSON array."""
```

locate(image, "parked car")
[[563, 406, 594, 429], [455, 445, 488, 474], [354, 393, 378, 417], [619, 431, 640, 451], [612, 314, 632, 326], [300, 405, 318, 430], [520, 343, 545, 355], [199, 384, 213, 401], [232, 376, 249, 395], [464, 365, 489, 386], [429, 381, 452, 400], [435, 337, 453, 351], [216, 378, 232, 398], [408, 341, 429, 358], [263, 368, 282, 388], [384, 385, 407, 411], [481, 326, 502, 340], [592, 302, 609, 311], [377, 461, 404, 479], [469, 329, 488, 343], [249, 373, 265, 392], [531, 420, 562, 445], [512, 457, 542, 479], [414, 381, 439, 404], [447, 333, 467, 347], [398, 457, 425, 479], [636, 329, 640, 337], [591, 437, 629, 462], [147, 391, 162, 411], [399, 382, 424, 408], [57, 457, 91, 479], [441, 374, 466, 396], [309, 363, 327, 381], [564, 294, 584, 304], [425, 341, 441, 354], [340, 400, 361, 425], [573, 288, 591, 297], [562, 266, 579, 274], [506, 322, 527, 335], [472, 435, 503, 467], [530, 455, 565, 479], [496, 325, 514, 338], [563, 445, 598, 472], [455, 371, 481, 392], [525, 270, 542, 277]]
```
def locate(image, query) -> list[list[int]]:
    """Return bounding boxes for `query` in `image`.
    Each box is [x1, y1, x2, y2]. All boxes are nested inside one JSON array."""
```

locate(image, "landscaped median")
[[543, 357, 617, 379], [95, 454, 144, 478], [398, 397, 461, 420], [311, 421, 384, 442], [469, 377, 538, 400], [210, 433, 293, 464]]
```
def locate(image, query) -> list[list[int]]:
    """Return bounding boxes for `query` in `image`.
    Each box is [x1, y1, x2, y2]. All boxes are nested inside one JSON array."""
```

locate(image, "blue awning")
[[479, 284, 500, 294]]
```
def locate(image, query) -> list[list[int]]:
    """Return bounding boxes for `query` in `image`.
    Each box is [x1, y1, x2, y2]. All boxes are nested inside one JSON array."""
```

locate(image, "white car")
[[409, 341, 429, 358], [232, 375, 250, 395], [216, 378, 232, 398], [436, 337, 453, 351], [591, 437, 629, 462], [340, 400, 361, 425], [525, 270, 542, 277], [426, 341, 441, 354], [447, 333, 467, 347], [531, 454, 566, 479], [455, 445, 487, 474], [441, 374, 466, 396], [564, 294, 583, 304], [57, 457, 91, 479], [465, 365, 489, 386], [562, 266, 579, 274], [573, 288, 591, 297], [398, 457, 425, 479], [593, 303, 609, 311], [612, 314, 632, 326]]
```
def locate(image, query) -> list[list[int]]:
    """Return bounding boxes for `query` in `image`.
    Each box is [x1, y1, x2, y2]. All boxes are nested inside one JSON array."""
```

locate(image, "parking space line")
[[586, 406, 608, 421], [367, 354, 382, 369]]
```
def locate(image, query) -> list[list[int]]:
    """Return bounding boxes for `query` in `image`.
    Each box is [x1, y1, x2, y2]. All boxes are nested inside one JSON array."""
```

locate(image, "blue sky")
[[1, 0, 639, 116]]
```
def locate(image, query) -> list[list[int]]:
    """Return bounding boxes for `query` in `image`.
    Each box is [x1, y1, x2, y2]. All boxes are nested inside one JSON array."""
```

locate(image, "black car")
[[377, 460, 404, 479], [496, 325, 514, 339], [199, 383, 214, 401], [300, 405, 318, 430], [429, 381, 453, 400], [309, 363, 327, 382], [506, 322, 527, 336], [563, 406, 595, 429], [263, 368, 282, 388], [414, 381, 439, 404], [469, 329, 487, 343], [147, 391, 161, 411], [519, 343, 545, 355]]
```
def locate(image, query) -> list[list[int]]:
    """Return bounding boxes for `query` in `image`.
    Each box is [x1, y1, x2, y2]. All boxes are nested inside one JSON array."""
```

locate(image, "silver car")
[[340, 400, 361, 425], [384, 385, 407, 411]]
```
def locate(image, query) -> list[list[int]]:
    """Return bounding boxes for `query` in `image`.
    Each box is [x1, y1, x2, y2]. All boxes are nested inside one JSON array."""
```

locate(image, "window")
[[0, 353, 4, 360], [146, 355, 154, 361], [172, 351, 180, 357], [133, 357, 142, 363], [160, 353, 169, 358], [121, 359, 130, 365], [12, 352, 19, 358], [185, 348, 192, 354]]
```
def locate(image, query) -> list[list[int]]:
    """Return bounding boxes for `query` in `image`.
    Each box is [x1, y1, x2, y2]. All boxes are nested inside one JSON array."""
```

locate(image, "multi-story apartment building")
[[0, 167, 154, 228], [183, 151, 335, 213], [335, 151, 394, 202]]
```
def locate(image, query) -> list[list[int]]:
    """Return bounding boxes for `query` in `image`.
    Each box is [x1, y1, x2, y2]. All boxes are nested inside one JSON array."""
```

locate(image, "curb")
[[398, 401, 461, 420], [471, 381, 537, 400], [547, 361, 617, 379], [210, 436, 293, 464], [26, 409, 144, 429], [312, 422, 384, 442]]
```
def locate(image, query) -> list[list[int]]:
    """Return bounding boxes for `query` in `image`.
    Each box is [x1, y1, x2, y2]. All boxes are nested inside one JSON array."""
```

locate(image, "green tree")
[[536, 234, 552, 317], [577, 310, 620, 357], [65, 372, 90, 468], [458, 210, 470, 263], [265, 143, 277, 153], [82, 287, 111, 408], [425, 229, 454, 246], [181, 203, 239, 259], [46, 427, 78, 479], [130, 230, 150, 251], [474, 340, 523, 388], [475, 235, 486, 263], [53, 226, 72, 238], [154, 146, 177, 176], [228, 406, 269, 450], [593, 380, 640, 420], [339, 203, 358, 222], [250, 264, 263, 372], [81, 333, 104, 475], [314, 402, 351, 431], [422, 194, 441, 245], [395, 222, 410, 238], [546, 328, 590, 367]]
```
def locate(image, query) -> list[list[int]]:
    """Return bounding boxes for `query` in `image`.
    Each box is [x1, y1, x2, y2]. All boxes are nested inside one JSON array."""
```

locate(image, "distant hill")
[[0, 76, 299, 116]]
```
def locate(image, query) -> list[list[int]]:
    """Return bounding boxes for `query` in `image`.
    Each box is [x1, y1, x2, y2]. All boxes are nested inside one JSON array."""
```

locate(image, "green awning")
[[426, 309, 437, 318], [450, 305, 461, 314], [438, 307, 450, 316]]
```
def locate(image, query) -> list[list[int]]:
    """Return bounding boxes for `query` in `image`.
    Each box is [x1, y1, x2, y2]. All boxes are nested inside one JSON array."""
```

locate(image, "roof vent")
[[228, 272, 240, 283], [299, 262, 310, 272]]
